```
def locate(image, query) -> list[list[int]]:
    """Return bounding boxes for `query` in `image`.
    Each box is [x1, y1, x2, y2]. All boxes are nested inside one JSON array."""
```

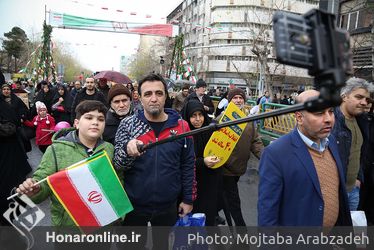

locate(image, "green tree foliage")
[[2, 33, 90, 82], [2, 26, 29, 72]]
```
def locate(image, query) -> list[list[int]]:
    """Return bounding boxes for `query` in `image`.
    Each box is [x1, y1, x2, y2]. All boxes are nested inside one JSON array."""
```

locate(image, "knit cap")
[[228, 88, 246, 102], [35, 101, 47, 111], [195, 79, 207, 88], [34, 101, 50, 125], [108, 84, 132, 104]]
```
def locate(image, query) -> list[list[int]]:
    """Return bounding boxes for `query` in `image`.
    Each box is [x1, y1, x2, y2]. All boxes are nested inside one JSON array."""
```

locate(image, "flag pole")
[[7, 178, 47, 200], [6, 152, 103, 201]]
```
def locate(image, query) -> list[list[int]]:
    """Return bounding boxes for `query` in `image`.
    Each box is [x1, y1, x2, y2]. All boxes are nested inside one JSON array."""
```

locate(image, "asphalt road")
[[26, 140, 260, 227]]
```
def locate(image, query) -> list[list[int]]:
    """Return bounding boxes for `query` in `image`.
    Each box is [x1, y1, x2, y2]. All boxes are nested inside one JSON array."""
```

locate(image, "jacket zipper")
[[152, 136, 158, 214]]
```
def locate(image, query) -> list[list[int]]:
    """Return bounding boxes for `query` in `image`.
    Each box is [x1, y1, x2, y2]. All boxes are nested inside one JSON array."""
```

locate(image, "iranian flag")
[[47, 151, 133, 228]]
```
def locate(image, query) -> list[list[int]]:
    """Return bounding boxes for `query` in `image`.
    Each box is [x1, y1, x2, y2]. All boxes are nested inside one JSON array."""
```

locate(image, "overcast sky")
[[0, 0, 182, 72]]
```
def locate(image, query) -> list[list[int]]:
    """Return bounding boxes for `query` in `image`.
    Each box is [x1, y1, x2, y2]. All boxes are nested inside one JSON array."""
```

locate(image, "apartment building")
[[167, 0, 319, 95], [339, 0, 373, 81]]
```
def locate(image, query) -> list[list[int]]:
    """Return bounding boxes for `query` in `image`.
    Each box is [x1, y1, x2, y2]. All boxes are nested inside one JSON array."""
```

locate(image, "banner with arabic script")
[[49, 11, 179, 37], [203, 102, 247, 169]]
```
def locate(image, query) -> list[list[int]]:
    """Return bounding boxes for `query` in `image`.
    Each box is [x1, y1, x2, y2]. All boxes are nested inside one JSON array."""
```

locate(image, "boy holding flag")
[[16, 100, 115, 226]]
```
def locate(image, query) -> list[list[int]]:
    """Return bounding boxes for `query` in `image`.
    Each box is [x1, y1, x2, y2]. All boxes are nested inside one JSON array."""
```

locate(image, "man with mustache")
[[113, 73, 195, 249], [258, 90, 352, 226], [332, 77, 374, 211], [103, 84, 132, 145]]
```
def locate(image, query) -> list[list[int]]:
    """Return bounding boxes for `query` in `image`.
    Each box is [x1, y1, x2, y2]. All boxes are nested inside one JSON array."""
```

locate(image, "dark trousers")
[[194, 167, 221, 226], [222, 175, 246, 226], [120, 203, 177, 249]]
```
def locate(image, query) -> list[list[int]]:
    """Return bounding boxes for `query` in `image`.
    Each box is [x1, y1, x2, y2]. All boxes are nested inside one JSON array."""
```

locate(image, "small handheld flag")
[[47, 151, 133, 228]]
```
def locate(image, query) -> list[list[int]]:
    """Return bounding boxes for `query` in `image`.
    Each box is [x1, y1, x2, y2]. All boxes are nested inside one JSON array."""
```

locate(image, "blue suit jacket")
[[258, 129, 352, 226]]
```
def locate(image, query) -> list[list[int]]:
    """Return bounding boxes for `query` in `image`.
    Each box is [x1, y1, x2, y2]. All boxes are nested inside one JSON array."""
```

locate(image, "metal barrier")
[[259, 103, 296, 139]]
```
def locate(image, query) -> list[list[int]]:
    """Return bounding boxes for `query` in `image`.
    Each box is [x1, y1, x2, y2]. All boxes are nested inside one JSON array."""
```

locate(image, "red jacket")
[[24, 114, 55, 146]]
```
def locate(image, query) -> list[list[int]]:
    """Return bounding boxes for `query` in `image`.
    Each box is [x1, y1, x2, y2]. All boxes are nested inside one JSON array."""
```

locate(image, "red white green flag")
[[47, 151, 133, 228]]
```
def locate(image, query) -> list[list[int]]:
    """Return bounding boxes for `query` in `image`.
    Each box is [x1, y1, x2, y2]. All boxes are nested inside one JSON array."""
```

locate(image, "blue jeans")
[[347, 186, 360, 211]]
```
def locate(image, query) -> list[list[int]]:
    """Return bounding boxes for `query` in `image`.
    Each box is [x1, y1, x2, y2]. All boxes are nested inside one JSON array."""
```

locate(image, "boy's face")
[[74, 110, 105, 141]]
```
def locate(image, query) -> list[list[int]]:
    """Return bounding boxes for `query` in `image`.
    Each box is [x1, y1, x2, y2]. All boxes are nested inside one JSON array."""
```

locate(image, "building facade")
[[167, 0, 319, 95], [338, 0, 373, 81]]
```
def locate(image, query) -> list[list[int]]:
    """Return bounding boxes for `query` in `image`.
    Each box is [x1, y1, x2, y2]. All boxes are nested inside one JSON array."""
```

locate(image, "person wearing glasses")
[[70, 77, 106, 122]]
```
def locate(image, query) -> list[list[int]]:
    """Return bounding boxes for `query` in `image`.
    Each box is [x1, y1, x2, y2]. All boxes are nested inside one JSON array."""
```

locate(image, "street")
[[26, 139, 259, 226]]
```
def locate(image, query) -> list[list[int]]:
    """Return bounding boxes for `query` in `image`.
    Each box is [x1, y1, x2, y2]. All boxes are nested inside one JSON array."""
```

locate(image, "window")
[[357, 9, 373, 28], [341, 9, 373, 31], [348, 12, 358, 31], [340, 14, 348, 29]]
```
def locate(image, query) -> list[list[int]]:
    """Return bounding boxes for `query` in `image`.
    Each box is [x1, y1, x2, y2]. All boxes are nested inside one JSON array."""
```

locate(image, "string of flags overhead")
[[63, 42, 137, 50], [176, 49, 196, 84], [18, 44, 42, 74], [64, 0, 222, 33], [170, 19, 236, 33], [66, 0, 165, 20], [18, 42, 57, 79]]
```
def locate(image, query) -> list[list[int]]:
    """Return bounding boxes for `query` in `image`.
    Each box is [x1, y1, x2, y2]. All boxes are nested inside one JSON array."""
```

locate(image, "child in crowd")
[[24, 101, 55, 153], [17, 100, 114, 226]]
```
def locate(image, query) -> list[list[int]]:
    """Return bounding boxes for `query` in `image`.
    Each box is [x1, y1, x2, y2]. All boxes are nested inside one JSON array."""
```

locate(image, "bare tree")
[[127, 49, 160, 81]]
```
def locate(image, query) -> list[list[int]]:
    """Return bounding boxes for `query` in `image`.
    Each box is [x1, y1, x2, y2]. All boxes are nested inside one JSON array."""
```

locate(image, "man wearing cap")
[[103, 84, 132, 145], [185, 79, 214, 115], [216, 88, 263, 226]]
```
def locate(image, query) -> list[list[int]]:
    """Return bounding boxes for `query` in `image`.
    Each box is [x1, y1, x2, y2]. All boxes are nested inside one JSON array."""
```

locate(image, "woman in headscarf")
[[51, 84, 73, 124], [34, 81, 55, 115], [0, 93, 32, 225], [1, 83, 33, 152], [182, 100, 221, 226]]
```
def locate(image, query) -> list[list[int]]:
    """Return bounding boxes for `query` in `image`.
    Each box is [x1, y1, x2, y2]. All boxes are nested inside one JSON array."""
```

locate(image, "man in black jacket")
[[103, 84, 132, 145], [70, 77, 106, 122], [331, 77, 373, 211], [184, 79, 214, 115]]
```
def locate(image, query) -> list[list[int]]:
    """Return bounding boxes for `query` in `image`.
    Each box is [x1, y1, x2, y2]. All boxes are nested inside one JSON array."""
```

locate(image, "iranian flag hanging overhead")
[[47, 151, 133, 228], [49, 11, 179, 37]]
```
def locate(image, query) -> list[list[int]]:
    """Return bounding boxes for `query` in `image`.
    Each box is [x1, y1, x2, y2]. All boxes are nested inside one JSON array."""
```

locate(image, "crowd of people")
[[1, 70, 374, 248]]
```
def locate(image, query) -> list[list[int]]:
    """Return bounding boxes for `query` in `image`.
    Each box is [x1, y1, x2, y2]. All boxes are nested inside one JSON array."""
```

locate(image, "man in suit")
[[258, 90, 352, 226]]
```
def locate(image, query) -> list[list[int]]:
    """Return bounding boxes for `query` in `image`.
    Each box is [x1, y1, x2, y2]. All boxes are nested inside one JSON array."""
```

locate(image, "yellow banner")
[[203, 102, 247, 169]]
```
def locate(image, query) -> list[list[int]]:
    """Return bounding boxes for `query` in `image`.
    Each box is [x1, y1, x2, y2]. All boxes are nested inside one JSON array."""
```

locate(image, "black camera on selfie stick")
[[273, 9, 353, 111]]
